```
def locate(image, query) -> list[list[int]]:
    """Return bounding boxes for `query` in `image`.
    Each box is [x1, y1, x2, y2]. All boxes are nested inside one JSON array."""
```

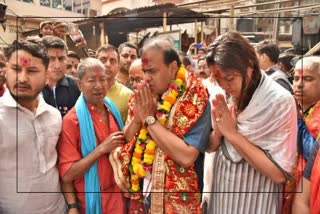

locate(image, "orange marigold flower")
[[144, 149, 155, 155], [139, 128, 147, 135], [134, 146, 143, 154], [176, 78, 183, 86], [158, 117, 167, 125], [136, 165, 147, 178], [171, 89, 178, 97], [138, 134, 147, 141], [144, 158, 154, 165], [131, 175, 139, 180], [133, 163, 140, 174], [144, 153, 154, 160], [131, 184, 140, 192], [133, 152, 142, 159], [164, 94, 176, 105], [146, 141, 156, 150], [177, 69, 186, 81], [131, 179, 139, 185], [160, 102, 171, 112], [131, 157, 140, 164]]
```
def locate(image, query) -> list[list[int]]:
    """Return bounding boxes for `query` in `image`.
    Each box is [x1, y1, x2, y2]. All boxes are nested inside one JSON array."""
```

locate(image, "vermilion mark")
[[19, 57, 31, 67]]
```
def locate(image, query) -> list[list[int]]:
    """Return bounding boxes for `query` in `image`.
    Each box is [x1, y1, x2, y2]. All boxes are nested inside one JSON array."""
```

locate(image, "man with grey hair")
[[291, 56, 320, 213], [58, 58, 126, 213], [293, 56, 320, 113], [41, 36, 80, 117]]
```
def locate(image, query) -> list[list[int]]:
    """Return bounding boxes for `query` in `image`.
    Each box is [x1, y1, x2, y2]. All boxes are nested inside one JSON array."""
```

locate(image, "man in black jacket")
[[42, 36, 80, 117], [256, 40, 293, 94]]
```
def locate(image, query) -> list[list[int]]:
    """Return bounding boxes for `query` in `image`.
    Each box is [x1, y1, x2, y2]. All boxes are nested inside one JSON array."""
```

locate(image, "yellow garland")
[[129, 65, 187, 192]]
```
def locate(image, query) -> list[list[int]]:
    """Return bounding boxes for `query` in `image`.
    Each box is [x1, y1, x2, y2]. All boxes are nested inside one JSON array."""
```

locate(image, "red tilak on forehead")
[[213, 67, 223, 79], [95, 72, 100, 79], [297, 69, 303, 76], [142, 57, 149, 67], [19, 57, 31, 67]]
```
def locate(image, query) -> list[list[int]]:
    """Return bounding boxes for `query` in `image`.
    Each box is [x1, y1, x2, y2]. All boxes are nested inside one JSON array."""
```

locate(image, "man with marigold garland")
[[109, 38, 211, 213]]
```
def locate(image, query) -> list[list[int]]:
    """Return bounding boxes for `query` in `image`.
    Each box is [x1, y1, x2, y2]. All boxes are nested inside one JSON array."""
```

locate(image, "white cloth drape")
[[224, 73, 297, 173]]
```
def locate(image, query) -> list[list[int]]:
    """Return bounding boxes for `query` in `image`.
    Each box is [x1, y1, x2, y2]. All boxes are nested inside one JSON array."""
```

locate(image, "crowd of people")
[[0, 20, 319, 214]]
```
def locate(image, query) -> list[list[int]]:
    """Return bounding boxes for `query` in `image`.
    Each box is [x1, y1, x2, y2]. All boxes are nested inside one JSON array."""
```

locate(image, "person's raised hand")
[[188, 42, 196, 51], [212, 94, 237, 140], [201, 42, 208, 49], [88, 49, 96, 58], [135, 81, 157, 124], [52, 22, 67, 38], [74, 35, 87, 49], [98, 131, 126, 155]]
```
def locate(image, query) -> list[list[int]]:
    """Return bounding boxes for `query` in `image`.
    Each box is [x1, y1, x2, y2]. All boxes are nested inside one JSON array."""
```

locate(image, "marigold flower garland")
[[129, 65, 187, 192]]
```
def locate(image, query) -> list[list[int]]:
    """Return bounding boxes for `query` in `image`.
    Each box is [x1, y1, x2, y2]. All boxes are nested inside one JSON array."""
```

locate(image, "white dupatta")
[[223, 73, 297, 173]]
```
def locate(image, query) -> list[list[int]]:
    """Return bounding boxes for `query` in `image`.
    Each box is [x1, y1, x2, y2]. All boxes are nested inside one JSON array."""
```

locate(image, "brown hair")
[[42, 35, 68, 52], [206, 31, 261, 112], [95, 44, 119, 61], [4, 37, 49, 70], [118, 42, 139, 57]]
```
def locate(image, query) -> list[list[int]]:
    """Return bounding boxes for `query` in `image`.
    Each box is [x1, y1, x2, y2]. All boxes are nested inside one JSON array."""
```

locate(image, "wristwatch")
[[144, 116, 156, 127], [67, 201, 80, 210]]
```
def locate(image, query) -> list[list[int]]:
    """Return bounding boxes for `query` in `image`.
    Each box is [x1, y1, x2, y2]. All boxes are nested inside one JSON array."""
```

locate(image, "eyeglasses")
[[129, 77, 143, 83]]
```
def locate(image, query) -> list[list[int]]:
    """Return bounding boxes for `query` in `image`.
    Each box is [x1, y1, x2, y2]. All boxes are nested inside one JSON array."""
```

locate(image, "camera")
[[65, 23, 83, 42], [195, 43, 202, 49]]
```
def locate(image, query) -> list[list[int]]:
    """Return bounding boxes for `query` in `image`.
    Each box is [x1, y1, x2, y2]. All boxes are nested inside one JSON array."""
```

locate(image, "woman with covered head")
[[205, 31, 297, 214]]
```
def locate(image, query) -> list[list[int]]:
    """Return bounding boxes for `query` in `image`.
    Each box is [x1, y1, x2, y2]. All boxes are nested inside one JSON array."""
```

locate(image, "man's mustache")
[[14, 83, 31, 89]]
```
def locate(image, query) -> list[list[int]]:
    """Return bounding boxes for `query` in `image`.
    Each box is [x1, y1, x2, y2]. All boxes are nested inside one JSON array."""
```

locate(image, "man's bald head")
[[141, 38, 181, 68], [129, 59, 144, 90], [293, 56, 320, 111]]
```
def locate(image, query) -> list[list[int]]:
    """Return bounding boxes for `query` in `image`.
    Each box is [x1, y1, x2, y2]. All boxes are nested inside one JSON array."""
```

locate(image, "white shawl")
[[223, 73, 297, 173]]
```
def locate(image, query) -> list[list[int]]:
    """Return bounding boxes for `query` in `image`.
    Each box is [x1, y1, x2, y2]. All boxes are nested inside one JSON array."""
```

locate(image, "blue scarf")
[[297, 119, 316, 159], [75, 93, 124, 214]]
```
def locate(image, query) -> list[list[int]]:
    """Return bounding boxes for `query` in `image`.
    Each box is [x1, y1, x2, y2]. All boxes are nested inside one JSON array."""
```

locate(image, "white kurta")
[[202, 78, 225, 210], [0, 91, 66, 214], [208, 74, 297, 214]]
